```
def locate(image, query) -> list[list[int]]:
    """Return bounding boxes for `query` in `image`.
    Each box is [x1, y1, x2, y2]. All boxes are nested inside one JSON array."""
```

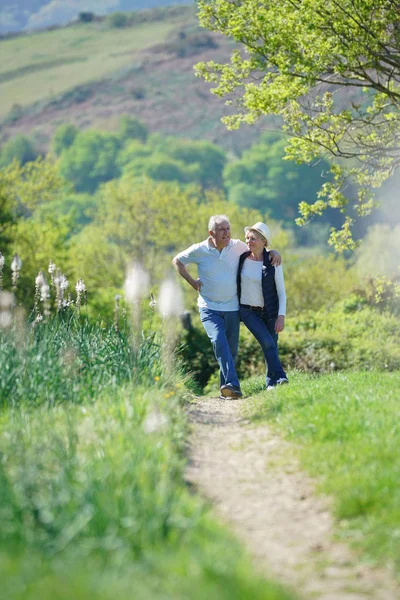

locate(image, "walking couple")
[[173, 214, 288, 399]]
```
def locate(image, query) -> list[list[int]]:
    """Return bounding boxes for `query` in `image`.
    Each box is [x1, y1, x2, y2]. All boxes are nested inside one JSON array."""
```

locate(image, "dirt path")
[[185, 397, 399, 600]]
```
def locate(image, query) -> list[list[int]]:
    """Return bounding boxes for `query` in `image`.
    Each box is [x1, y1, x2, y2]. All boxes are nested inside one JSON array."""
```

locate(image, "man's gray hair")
[[208, 214, 230, 233]]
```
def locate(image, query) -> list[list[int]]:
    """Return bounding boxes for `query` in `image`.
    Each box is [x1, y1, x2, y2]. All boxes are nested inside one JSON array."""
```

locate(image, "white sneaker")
[[267, 385, 276, 391], [277, 378, 289, 385]]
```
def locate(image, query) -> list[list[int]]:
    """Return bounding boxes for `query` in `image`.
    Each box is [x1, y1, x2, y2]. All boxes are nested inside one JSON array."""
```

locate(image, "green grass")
[[243, 371, 400, 571], [0, 19, 180, 116], [0, 317, 295, 600], [0, 316, 161, 407]]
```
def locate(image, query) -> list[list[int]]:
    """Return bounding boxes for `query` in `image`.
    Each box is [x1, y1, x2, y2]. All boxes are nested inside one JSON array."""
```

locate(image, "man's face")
[[210, 220, 231, 250]]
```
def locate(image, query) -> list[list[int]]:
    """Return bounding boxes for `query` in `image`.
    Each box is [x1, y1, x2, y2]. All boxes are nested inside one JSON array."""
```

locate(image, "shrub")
[[52, 123, 78, 156], [107, 12, 128, 28], [0, 135, 38, 168], [118, 115, 148, 144], [78, 12, 95, 23]]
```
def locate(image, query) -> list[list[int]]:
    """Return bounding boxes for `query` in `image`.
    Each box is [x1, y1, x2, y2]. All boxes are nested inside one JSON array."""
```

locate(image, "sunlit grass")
[[245, 370, 400, 571]]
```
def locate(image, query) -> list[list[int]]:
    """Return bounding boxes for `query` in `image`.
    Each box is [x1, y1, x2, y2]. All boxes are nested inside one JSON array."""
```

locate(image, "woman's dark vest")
[[237, 249, 279, 319]]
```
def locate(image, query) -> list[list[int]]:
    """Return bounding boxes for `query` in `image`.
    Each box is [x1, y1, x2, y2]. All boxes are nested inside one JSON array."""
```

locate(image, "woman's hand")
[[275, 315, 285, 333], [269, 250, 282, 266]]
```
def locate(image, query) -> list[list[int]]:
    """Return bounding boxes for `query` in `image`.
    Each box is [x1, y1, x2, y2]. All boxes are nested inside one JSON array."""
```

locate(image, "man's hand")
[[173, 257, 202, 292], [192, 278, 202, 292], [269, 250, 282, 266], [275, 315, 285, 333]]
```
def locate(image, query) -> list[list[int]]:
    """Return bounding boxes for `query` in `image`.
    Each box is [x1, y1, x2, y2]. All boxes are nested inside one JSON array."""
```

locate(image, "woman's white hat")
[[244, 222, 271, 244]]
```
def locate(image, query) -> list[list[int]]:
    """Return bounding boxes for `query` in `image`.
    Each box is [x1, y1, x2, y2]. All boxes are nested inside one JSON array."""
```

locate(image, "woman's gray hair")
[[208, 214, 230, 233]]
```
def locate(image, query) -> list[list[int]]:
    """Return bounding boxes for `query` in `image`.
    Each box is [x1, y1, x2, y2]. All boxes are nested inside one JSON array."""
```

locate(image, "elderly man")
[[172, 214, 281, 399]]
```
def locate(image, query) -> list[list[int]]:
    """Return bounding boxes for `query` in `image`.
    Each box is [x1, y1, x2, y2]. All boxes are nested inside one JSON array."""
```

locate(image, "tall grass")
[[0, 316, 161, 407], [244, 371, 400, 572]]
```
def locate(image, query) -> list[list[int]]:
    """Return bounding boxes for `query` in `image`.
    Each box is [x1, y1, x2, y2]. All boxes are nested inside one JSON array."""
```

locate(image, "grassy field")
[[243, 371, 400, 572], [0, 316, 295, 600], [0, 18, 181, 117]]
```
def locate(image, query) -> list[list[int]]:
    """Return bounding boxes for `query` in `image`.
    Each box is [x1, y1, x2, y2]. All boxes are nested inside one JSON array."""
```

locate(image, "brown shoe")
[[220, 384, 243, 399]]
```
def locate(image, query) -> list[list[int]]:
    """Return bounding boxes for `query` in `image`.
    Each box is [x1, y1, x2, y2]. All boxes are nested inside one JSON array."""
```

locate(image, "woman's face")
[[245, 230, 266, 252]]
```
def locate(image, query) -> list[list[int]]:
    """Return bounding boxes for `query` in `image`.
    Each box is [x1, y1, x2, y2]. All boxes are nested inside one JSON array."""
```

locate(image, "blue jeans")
[[199, 308, 241, 390], [240, 307, 287, 386]]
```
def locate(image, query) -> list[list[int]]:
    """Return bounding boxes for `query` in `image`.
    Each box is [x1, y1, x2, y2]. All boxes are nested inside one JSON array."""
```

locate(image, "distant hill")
[[0, 0, 193, 34], [0, 5, 274, 155]]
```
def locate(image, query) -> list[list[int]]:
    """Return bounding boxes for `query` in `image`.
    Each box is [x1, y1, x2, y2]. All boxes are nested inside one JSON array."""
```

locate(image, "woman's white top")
[[240, 259, 286, 316]]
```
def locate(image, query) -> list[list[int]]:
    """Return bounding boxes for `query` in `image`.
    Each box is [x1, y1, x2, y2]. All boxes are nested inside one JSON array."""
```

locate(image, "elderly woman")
[[237, 222, 288, 389]]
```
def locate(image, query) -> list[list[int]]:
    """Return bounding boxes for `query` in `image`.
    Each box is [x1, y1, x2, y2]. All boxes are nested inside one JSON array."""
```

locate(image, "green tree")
[[59, 130, 121, 193], [51, 123, 78, 156], [224, 132, 333, 225], [0, 135, 38, 168], [0, 157, 67, 298], [118, 115, 148, 144], [167, 139, 227, 189], [196, 0, 400, 249], [117, 140, 153, 169]]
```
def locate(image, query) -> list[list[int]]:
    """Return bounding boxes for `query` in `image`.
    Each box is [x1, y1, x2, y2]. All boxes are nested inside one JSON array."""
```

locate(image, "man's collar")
[[207, 237, 232, 251]]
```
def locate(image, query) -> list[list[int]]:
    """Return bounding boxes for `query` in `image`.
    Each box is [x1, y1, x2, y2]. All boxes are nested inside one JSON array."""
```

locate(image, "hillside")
[[0, 0, 192, 34], [0, 5, 272, 154]]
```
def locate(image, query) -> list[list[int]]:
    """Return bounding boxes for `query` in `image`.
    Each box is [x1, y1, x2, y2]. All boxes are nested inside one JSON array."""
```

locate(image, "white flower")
[[149, 293, 157, 309], [11, 253, 22, 272], [0, 253, 4, 268], [40, 284, 50, 302], [75, 279, 86, 294], [48, 260, 56, 274], [35, 271, 46, 287], [0, 291, 14, 309], [124, 264, 149, 304], [157, 279, 183, 317], [0, 311, 12, 329], [60, 275, 69, 290], [142, 409, 169, 434]]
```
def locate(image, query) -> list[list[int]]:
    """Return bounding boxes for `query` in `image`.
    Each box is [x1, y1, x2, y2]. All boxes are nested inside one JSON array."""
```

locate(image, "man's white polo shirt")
[[175, 238, 247, 311]]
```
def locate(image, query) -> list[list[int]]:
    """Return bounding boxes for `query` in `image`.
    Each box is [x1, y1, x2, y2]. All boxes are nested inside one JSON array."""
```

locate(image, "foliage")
[[166, 138, 227, 189], [224, 132, 333, 223], [118, 114, 148, 144], [246, 370, 400, 571], [196, 0, 400, 250], [0, 156, 66, 211], [51, 123, 79, 156], [119, 136, 227, 190], [107, 11, 129, 28], [279, 301, 400, 373], [0, 135, 38, 168], [176, 323, 217, 391], [0, 158, 67, 292], [59, 130, 121, 193], [284, 254, 356, 314], [354, 224, 400, 281]]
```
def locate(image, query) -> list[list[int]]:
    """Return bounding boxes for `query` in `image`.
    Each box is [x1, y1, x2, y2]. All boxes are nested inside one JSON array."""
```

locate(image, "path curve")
[[185, 397, 399, 600]]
